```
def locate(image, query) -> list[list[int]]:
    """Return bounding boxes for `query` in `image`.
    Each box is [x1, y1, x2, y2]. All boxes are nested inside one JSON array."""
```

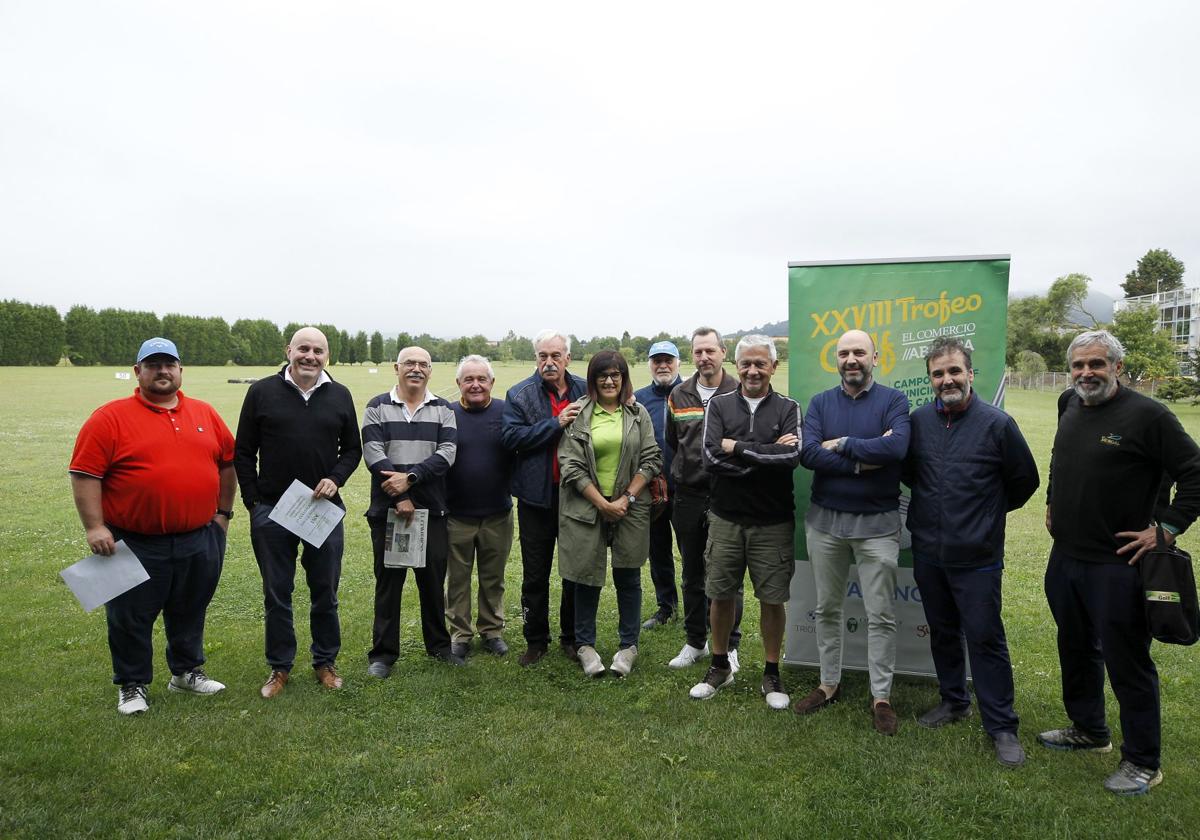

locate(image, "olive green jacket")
[[557, 397, 662, 587]]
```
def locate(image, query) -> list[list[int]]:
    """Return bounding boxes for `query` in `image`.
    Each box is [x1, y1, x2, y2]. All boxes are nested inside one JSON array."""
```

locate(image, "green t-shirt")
[[591, 404, 624, 498]]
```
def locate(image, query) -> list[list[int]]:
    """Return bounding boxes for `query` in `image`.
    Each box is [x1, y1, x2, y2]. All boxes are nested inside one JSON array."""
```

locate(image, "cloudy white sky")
[[2, 1, 1196, 340]]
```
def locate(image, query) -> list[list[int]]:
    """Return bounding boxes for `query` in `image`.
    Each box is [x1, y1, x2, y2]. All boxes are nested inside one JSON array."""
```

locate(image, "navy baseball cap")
[[647, 341, 680, 359], [136, 337, 180, 363]]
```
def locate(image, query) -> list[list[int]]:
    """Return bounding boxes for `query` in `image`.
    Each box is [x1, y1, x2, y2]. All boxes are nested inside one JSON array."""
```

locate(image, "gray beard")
[[1074, 378, 1119, 405]]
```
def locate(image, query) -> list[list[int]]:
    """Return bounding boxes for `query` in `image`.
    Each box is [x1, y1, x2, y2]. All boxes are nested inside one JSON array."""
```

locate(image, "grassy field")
[[1, 362, 1198, 838]]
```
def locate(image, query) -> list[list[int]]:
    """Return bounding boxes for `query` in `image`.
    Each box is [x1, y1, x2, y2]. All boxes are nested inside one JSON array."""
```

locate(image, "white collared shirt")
[[284, 366, 331, 402], [390, 386, 437, 421]]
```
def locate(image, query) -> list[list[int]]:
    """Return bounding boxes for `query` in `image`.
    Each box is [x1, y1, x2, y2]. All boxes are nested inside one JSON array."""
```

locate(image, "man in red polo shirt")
[[70, 337, 236, 715]]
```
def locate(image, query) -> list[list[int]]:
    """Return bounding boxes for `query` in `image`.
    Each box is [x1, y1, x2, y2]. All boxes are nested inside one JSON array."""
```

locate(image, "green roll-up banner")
[[784, 255, 1011, 676]]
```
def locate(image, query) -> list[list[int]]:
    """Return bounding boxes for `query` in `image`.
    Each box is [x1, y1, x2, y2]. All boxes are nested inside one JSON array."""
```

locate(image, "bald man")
[[235, 326, 362, 698], [795, 330, 911, 735]]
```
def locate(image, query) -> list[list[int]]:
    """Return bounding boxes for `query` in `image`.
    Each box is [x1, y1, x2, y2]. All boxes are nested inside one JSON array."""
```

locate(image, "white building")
[[1113, 286, 1200, 373]]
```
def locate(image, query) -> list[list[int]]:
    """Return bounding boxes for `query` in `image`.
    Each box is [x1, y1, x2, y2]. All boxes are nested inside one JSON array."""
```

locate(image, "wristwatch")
[[216, 508, 234, 520], [626, 493, 637, 505], [406, 473, 419, 485]]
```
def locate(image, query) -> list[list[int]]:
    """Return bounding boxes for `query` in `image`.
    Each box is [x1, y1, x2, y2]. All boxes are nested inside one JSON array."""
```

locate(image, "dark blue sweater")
[[634, 377, 682, 489], [448, 399, 514, 518], [800, 383, 910, 513]]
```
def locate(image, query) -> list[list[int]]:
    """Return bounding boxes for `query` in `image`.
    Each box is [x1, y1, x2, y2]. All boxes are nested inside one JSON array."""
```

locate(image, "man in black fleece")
[[1041, 329, 1200, 796], [235, 326, 361, 698]]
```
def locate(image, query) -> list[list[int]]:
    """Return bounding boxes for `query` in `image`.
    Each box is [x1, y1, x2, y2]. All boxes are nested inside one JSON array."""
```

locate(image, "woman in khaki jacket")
[[558, 350, 662, 678]]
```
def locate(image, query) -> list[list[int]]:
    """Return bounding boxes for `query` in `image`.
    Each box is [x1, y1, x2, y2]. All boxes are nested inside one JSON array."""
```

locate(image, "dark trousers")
[[647, 502, 678, 616], [106, 523, 225, 685], [913, 556, 1018, 736], [1045, 549, 1161, 769], [250, 502, 343, 671], [672, 489, 742, 650], [368, 515, 451, 663], [517, 496, 576, 648], [574, 566, 643, 649]]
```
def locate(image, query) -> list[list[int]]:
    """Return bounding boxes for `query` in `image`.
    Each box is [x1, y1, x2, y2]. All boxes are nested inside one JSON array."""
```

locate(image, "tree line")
[[0, 301, 768, 367]]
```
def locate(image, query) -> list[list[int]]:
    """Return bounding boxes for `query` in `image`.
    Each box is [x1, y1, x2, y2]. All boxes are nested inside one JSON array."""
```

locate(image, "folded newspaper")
[[384, 508, 428, 568]]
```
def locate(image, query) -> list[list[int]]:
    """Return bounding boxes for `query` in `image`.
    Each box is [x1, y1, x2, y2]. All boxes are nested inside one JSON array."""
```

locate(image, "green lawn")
[[1, 364, 1197, 837]]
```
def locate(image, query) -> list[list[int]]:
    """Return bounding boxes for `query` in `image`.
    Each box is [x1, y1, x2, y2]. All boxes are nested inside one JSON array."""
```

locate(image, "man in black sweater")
[[235, 327, 361, 698], [1041, 329, 1200, 795]]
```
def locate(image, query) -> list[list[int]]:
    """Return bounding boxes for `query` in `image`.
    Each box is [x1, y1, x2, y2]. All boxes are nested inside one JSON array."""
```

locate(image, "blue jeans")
[[250, 501, 344, 671], [106, 522, 225, 685], [573, 566, 642, 649]]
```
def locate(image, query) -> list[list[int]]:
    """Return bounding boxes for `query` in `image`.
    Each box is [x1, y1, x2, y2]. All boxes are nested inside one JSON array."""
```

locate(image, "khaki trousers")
[[446, 512, 513, 642]]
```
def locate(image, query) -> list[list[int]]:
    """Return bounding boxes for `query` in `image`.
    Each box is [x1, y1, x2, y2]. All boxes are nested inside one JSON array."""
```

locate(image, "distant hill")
[[728, 319, 788, 338], [1068, 290, 1115, 326]]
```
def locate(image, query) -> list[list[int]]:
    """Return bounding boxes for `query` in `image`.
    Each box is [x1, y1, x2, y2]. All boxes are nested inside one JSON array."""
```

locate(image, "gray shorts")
[[704, 513, 795, 604]]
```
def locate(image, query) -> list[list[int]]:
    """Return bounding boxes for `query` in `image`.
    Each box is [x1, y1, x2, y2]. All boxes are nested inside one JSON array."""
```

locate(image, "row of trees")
[[0, 301, 774, 367]]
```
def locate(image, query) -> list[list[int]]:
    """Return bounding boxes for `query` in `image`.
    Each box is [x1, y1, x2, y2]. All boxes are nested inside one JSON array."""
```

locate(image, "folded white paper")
[[267, 479, 346, 548]]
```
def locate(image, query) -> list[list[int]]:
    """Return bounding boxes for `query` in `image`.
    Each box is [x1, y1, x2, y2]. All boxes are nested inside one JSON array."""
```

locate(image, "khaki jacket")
[[557, 397, 662, 587]]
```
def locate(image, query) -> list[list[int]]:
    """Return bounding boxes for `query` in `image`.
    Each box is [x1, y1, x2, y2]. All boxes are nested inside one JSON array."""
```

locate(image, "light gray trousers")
[[807, 527, 899, 699]]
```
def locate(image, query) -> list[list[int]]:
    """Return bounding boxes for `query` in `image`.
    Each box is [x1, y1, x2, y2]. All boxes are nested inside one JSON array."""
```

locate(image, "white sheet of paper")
[[267, 479, 346, 548], [384, 508, 429, 568], [60, 541, 150, 612]]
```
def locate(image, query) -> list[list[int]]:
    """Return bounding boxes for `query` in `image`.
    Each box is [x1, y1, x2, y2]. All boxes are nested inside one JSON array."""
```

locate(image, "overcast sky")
[[2, 1, 1196, 340]]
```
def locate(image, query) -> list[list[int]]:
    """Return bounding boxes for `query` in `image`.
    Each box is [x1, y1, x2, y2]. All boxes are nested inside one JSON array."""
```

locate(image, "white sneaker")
[[577, 645, 606, 678], [117, 684, 149, 715], [668, 642, 709, 668], [689, 664, 734, 699], [611, 646, 638, 677], [728, 648, 741, 674], [168, 668, 226, 695], [761, 673, 790, 710]]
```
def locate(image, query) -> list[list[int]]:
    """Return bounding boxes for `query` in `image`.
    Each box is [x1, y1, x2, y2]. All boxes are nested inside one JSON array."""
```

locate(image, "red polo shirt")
[[548, 386, 572, 484], [69, 389, 235, 535]]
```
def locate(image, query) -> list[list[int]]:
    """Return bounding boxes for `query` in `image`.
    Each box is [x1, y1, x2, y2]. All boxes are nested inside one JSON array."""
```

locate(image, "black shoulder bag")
[[1141, 526, 1200, 646]]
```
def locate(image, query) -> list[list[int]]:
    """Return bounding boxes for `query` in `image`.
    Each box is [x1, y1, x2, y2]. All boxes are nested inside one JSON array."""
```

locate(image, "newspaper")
[[383, 508, 429, 568]]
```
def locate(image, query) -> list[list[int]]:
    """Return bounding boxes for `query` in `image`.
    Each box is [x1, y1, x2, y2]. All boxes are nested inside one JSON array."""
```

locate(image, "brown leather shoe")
[[793, 685, 841, 715], [260, 669, 288, 699], [872, 700, 898, 736], [518, 646, 547, 667], [314, 664, 343, 690], [560, 641, 580, 662]]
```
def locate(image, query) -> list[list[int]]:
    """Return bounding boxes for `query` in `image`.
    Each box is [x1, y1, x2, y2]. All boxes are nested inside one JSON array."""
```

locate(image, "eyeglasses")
[[597, 371, 622, 383], [400, 360, 431, 370]]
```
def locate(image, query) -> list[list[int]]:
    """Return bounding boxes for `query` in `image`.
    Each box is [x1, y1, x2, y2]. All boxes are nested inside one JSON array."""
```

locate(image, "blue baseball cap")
[[647, 340, 680, 359], [136, 337, 180, 363]]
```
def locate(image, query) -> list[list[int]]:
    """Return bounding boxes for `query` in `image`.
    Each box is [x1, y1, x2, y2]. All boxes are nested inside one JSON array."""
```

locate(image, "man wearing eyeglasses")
[[362, 346, 461, 674]]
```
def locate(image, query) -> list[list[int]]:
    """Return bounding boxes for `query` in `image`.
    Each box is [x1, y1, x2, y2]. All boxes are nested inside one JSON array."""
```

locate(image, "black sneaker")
[[689, 665, 733, 699], [642, 608, 673, 630], [1104, 760, 1163, 795], [1037, 726, 1113, 752]]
